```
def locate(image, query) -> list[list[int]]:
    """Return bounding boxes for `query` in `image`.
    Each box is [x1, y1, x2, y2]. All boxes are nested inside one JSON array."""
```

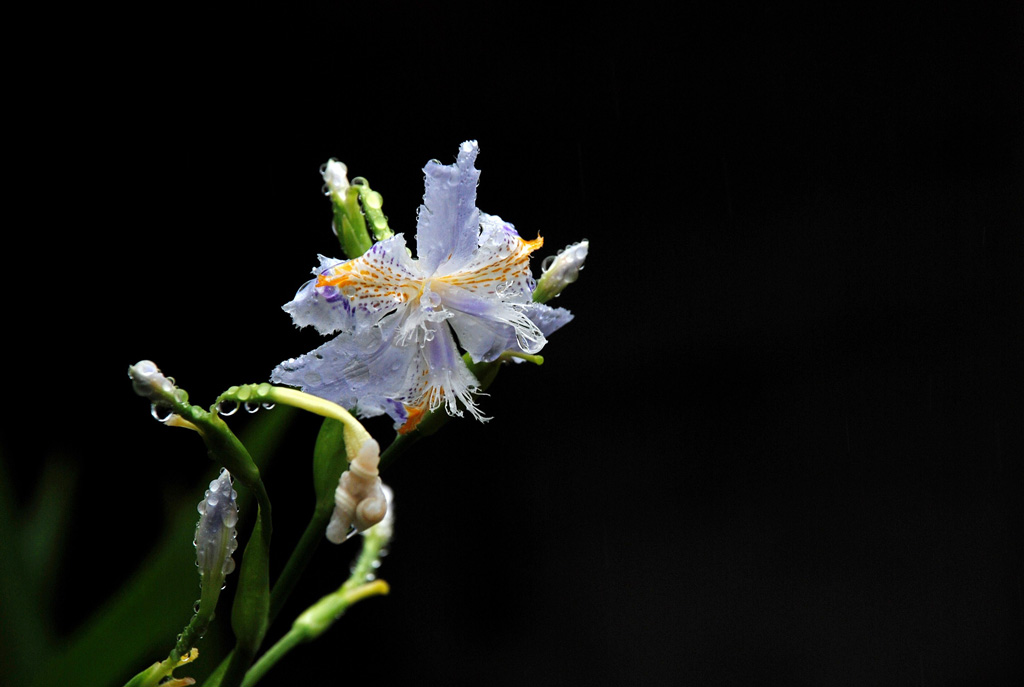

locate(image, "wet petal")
[[271, 320, 418, 423], [447, 301, 572, 362], [415, 141, 482, 276], [285, 235, 422, 335], [437, 281, 546, 360], [440, 214, 542, 296]]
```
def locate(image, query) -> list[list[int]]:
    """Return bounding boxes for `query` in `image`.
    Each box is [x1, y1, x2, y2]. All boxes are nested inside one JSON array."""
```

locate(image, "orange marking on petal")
[[398, 404, 427, 434]]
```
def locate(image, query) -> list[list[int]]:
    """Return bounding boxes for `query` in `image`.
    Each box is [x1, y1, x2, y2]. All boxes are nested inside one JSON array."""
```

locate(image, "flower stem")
[[241, 580, 390, 687]]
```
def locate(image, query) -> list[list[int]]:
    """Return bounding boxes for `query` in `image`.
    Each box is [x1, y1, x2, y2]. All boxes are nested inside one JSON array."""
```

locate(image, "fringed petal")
[[415, 141, 482, 276], [447, 301, 573, 362], [271, 319, 419, 424]]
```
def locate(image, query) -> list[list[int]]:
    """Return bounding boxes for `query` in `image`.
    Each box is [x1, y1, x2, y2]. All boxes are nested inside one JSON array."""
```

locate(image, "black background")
[[3, 5, 1022, 686]]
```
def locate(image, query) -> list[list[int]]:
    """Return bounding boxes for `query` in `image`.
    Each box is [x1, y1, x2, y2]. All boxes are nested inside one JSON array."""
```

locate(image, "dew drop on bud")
[[151, 403, 174, 422]]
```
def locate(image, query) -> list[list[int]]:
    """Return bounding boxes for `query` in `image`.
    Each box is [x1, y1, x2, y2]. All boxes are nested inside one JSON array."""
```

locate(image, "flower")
[[272, 141, 574, 430]]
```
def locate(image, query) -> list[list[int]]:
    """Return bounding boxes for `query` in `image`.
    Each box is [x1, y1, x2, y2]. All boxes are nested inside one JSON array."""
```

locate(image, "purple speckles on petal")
[[321, 285, 343, 303]]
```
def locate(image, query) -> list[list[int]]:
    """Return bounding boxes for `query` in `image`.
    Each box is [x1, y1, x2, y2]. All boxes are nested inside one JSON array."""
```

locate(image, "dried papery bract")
[[325, 437, 387, 543]]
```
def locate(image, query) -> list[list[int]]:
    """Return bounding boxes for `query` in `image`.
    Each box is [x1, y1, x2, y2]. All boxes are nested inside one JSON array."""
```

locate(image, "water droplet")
[[236, 386, 252, 402], [174, 388, 188, 403], [208, 494, 219, 507], [193, 601, 201, 613], [244, 401, 259, 414], [256, 383, 272, 397], [222, 558, 235, 575], [261, 402, 276, 410], [209, 479, 221, 492], [321, 183, 331, 196], [541, 255, 556, 272], [223, 510, 238, 528], [352, 176, 367, 187], [151, 403, 174, 422], [364, 191, 383, 209], [218, 401, 239, 416]]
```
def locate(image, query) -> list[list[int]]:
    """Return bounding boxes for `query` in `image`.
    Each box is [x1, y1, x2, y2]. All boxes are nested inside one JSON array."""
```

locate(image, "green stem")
[[241, 580, 389, 687], [239, 628, 304, 687], [268, 505, 332, 624]]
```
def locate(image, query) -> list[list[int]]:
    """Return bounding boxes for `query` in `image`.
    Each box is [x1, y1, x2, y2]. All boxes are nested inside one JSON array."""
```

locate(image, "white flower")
[[272, 141, 573, 431]]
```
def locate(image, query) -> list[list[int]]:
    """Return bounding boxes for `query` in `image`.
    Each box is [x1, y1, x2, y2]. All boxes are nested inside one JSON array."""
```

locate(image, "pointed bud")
[[321, 159, 350, 199], [127, 360, 175, 400], [195, 469, 239, 587], [533, 240, 589, 303]]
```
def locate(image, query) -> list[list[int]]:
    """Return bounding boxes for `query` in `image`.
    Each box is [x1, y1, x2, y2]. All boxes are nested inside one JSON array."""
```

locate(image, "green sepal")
[[334, 186, 372, 259], [352, 177, 394, 242]]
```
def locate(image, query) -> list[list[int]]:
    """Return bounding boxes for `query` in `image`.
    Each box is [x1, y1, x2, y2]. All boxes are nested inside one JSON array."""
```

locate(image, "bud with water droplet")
[[195, 468, 240, 596], [533, 239, 589, 303], [128, 360, 175, 401], [322, 158, 372, 258]]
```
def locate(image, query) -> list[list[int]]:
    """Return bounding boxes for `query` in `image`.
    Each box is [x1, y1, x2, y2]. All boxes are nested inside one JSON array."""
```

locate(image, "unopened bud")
[[128, 360, 175, 400], [533, 240, 589, 303], [195, 469, 239, 584], [321, 159, 350, 199]]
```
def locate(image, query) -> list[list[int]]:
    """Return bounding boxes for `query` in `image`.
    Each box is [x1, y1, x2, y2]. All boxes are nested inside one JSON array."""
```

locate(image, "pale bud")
[[534, 240, 589, 303], [195, 469, 239, 584]]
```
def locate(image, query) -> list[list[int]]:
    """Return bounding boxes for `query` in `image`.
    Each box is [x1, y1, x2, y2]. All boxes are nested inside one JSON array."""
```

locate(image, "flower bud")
[[533, 240, 589, 303], [127, 359, 175, 400], [195, 469, 239, 585], [321, 158, 350, 199]]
